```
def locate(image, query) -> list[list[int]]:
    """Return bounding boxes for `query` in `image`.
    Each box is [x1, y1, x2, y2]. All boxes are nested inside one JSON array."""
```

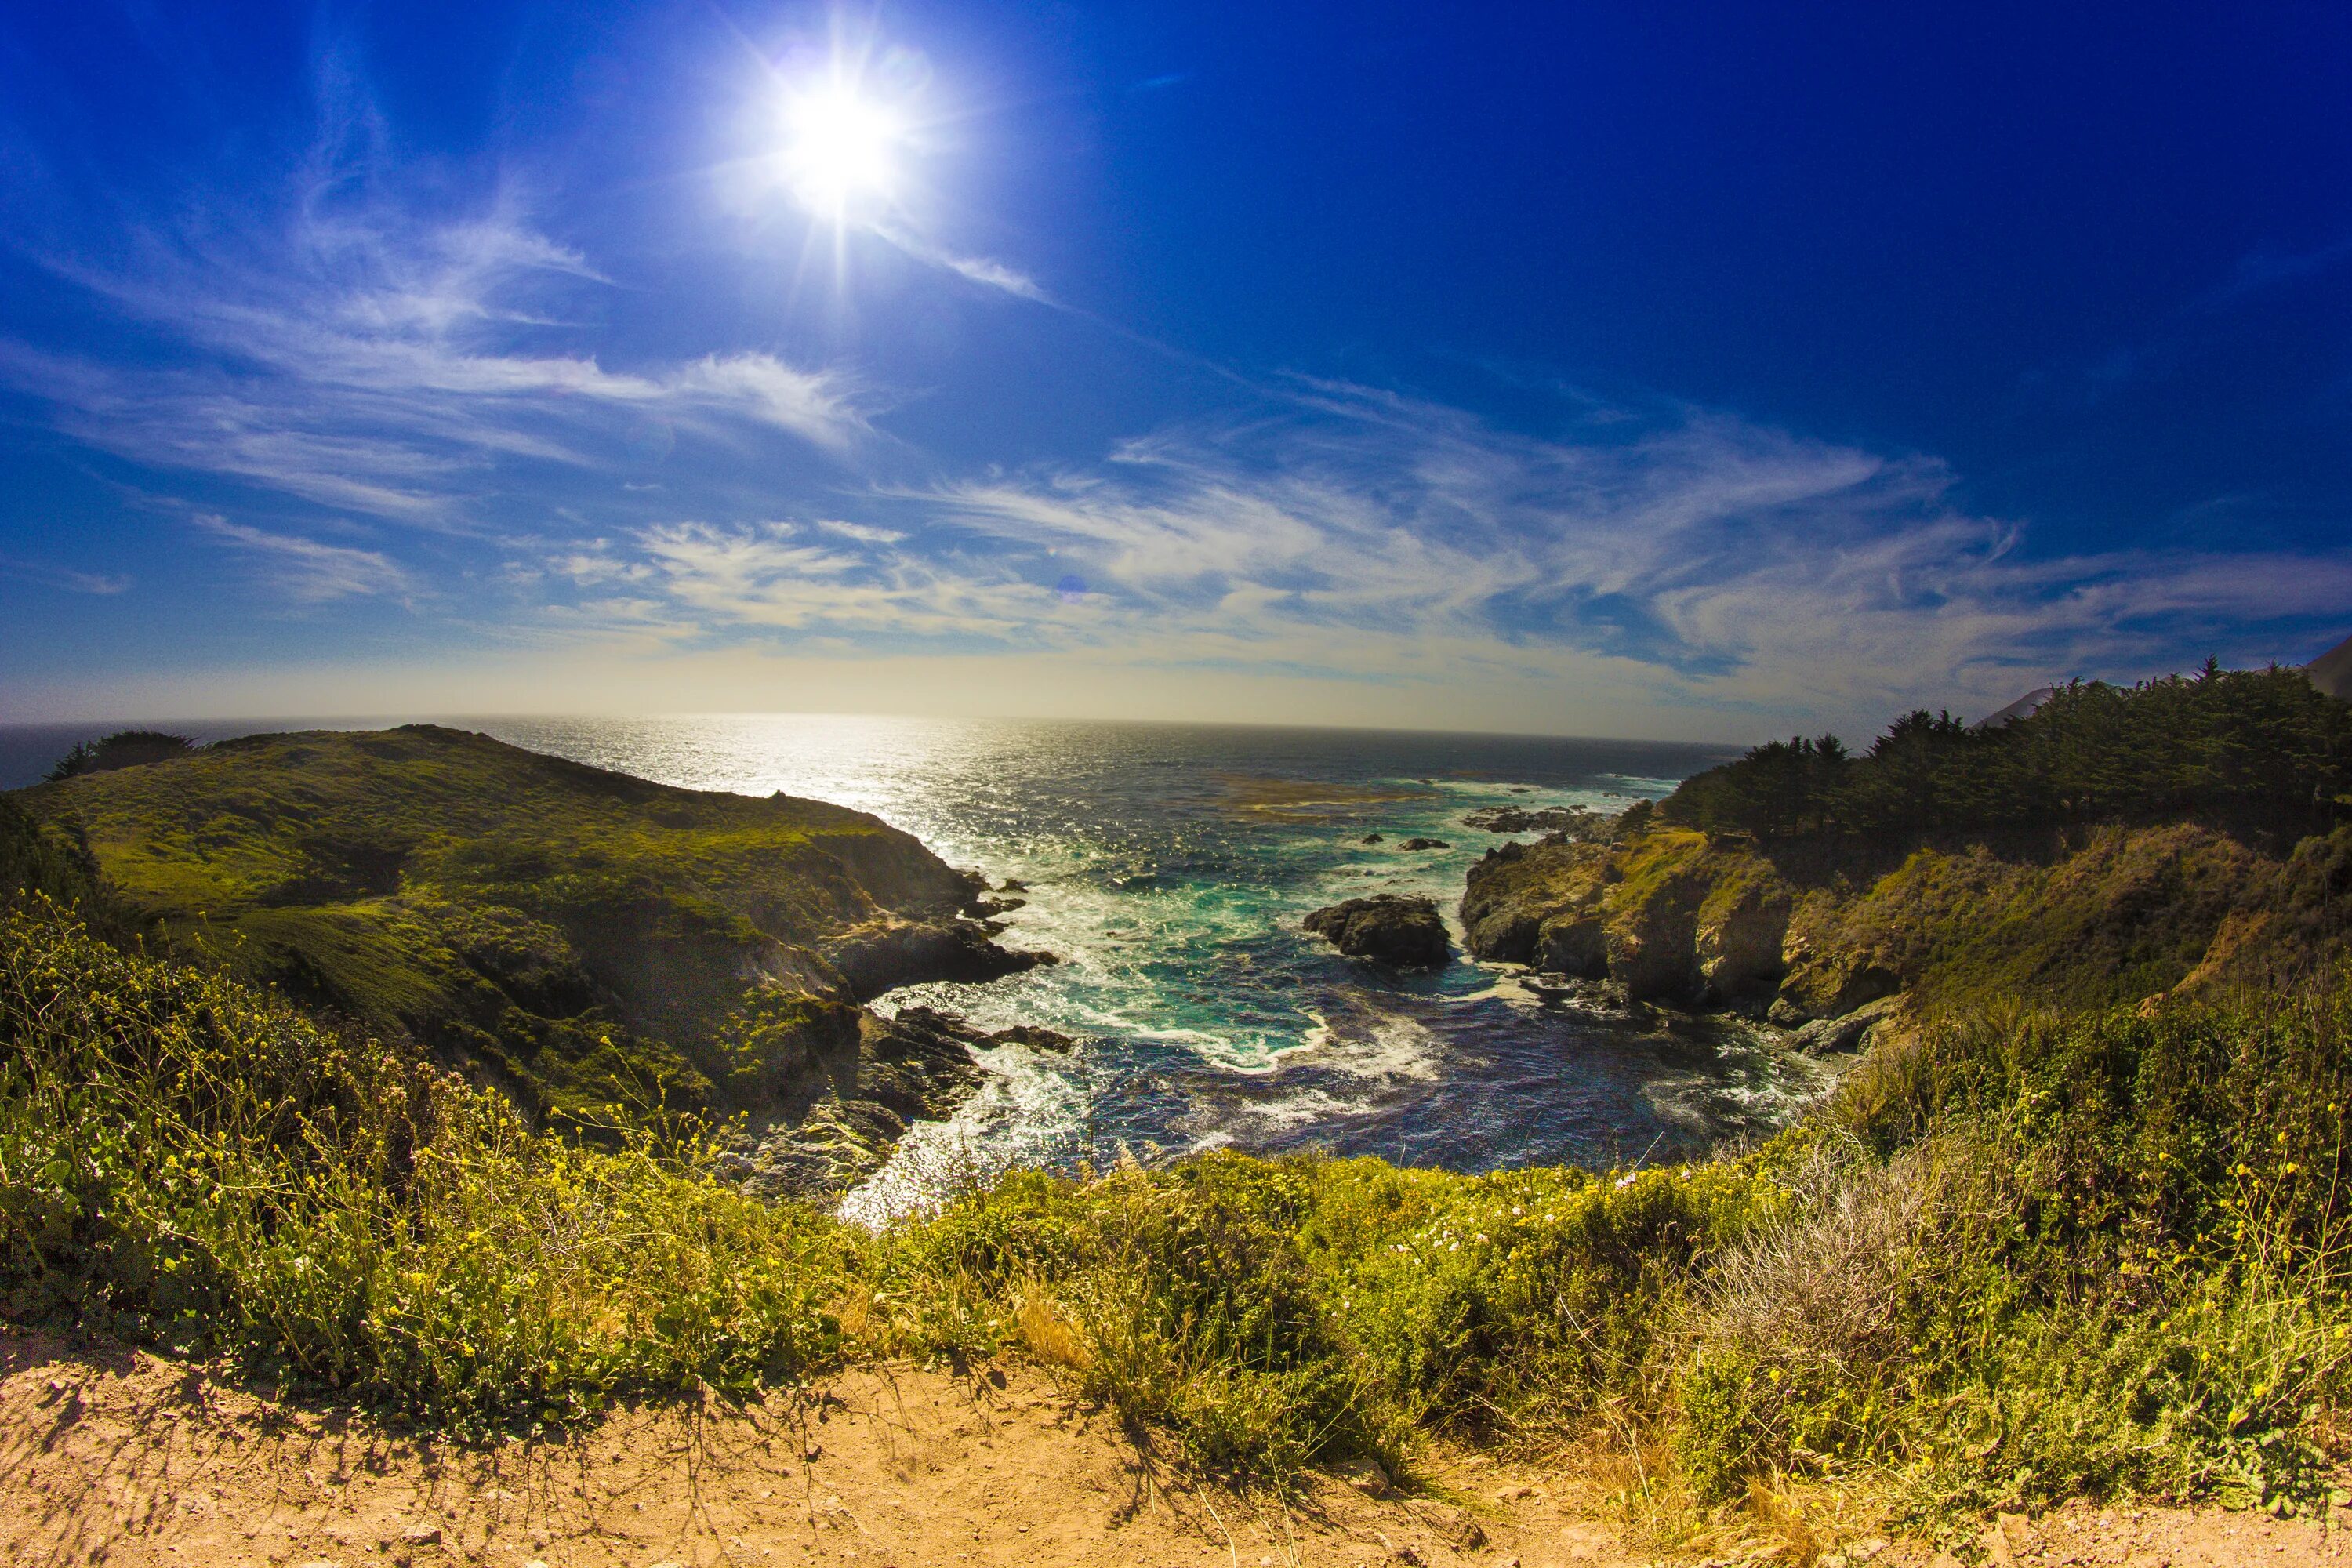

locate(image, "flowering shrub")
[[5, 895, 2348, 1515]]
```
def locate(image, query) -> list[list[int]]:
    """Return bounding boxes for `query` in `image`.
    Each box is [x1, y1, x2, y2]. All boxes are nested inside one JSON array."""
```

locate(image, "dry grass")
[[1014, 1282, 1092, 1371], [1684, 1137, 1940, 1398]]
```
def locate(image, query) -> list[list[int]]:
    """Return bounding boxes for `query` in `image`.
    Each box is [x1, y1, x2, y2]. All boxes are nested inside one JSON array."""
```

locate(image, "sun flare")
[[781, 81, 903, 214]]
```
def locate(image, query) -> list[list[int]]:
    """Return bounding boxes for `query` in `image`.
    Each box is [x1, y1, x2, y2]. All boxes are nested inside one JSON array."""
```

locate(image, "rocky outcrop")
[[1303, 895, 1450, 967], [1464, 832, 1795, 1006], [736, 1007, 1076, 1197], [1399, 837, 1451, 851], [1458, 810, 2352, 1033], [1534, 913, 1610, 978], [1461, 805, 1584, 834], [822, 916, 1054, 1001], [1458, 837, 1605, 963], [1693, 881, 1792, 1002], [1788, 994, 1902, 1056], [1772, 947, 1900, 1022]]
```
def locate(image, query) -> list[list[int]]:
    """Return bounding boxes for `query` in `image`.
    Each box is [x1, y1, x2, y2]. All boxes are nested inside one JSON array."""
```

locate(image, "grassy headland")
[[9, 725, 1034, 1123], [3, 683, 2350, 1537], [1464, 666, 2352, 1018]]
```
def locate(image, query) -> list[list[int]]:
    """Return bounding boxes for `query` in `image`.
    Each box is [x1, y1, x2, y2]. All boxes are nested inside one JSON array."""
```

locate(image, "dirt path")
[[5, 1327, 2349, 1568]]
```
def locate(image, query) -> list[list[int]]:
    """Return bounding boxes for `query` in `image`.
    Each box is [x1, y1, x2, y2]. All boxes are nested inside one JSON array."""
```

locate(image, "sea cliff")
[[9, 724, 1051, 1185], [1463, 667, 2352, 1040], [1465, 818, 2352, 1024]]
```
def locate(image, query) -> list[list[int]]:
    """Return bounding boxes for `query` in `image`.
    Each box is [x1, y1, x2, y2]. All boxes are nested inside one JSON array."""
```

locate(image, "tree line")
[[1661, 663, 2352, 840]]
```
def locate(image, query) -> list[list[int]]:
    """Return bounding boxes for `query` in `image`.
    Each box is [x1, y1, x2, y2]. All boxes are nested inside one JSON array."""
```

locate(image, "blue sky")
[[2, 1, 2348, 739]]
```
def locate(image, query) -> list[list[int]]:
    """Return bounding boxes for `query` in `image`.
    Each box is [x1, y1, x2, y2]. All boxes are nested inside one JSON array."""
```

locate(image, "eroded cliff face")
[[1460, 829, 1789, 1005], [1461, 818, 2352, 1024], [14, 726, 1055, 1156]]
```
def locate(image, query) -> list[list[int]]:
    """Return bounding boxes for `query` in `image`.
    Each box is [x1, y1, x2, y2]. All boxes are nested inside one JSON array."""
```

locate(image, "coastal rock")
[[1604, 891, 1700, 1003], [1399, 837, 1451, 851], [739, 1007, 1080, 1198], [1459, 837, 1610, 965], [1361, 833, 1386, 844], [1694, 883, 1792, 1002], [743, 1098, 909, 1196], [1461, 805, 1582, 834], [822, 917, 1055, 1002], [1775, 946, 1901, 1020], [1463, 829, 1768, 1000], [1533, 913, 1610, 978], [992, 1022, 1079, 1052], [851, 1006, 994, 1120], [1303, 895, 1450, 967], [1788, 994, 1903, 1055]]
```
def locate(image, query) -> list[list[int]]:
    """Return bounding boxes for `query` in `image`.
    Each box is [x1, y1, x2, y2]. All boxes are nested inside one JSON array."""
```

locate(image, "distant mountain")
[[1975, 684, 2056, 729], [2310, 633, 2352, 700]]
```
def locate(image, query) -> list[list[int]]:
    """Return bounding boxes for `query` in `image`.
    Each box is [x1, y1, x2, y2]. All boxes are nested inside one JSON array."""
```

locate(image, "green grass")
[[4, 896, 2349, 1523], [9, 725, 985, 1119], [1490, 813, 2352, 1017]]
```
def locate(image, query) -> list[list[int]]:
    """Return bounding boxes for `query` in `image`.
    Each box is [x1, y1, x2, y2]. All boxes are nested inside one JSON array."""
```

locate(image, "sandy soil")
[[7, 1327, 2350, 1568]]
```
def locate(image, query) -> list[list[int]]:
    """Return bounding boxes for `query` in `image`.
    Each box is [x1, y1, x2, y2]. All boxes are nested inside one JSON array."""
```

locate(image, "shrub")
[[0, 902, 848, 1428], [5, 893, 2347, 1521], [1676, 989, 2352, 1516]]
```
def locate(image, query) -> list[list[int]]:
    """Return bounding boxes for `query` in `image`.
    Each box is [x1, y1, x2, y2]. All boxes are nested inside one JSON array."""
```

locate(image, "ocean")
[[2, 714, 1817, 1218]]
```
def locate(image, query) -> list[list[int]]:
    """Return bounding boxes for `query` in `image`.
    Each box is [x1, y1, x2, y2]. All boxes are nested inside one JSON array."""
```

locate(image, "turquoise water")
[[479, 716, 1819, 1219], [3, 713, 1820, 1218]]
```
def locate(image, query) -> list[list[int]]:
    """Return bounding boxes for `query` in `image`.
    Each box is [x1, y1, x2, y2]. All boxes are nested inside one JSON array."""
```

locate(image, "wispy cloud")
[[0, 154, 868, 528], [0, 554, 130, 594], [521, 383, 2350, 729], [815, 518, 906, 543], [193, 514, 412, 601], [867, 223, 1048, 303]]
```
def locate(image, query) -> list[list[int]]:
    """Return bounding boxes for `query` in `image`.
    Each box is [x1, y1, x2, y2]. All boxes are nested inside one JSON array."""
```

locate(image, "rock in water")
[[739, 1007, 1079, 1197], [1302, 895, 1450, 967], [822, 918, 1054, 1001], [1399, 837, 1451, 851], [1461, 804, 1582, 833]]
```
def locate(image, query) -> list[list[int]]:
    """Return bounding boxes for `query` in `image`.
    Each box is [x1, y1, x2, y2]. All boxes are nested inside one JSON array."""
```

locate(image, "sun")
[[780, 81, 904, 215]]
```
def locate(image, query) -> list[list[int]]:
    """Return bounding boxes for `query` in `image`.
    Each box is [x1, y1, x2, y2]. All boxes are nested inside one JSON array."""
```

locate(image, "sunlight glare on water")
[[468, 714, 1818, 1221]]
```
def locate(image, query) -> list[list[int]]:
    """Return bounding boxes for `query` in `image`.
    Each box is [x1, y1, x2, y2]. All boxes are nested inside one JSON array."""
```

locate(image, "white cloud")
[[192, 514, 412, 601], [816, 518, 907, 544], [0, 554, 130, 594], [539, 385, 2352, 733], [0, 187, 867, 528]]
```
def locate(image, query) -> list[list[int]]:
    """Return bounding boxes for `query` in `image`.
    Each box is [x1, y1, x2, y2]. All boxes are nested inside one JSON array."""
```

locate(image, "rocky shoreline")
[[727, 1005, 1076, 1196], [1456, 822, 1904, 1052], [731, 874, 1076, 1199], [9, 724, 1073, 1203]]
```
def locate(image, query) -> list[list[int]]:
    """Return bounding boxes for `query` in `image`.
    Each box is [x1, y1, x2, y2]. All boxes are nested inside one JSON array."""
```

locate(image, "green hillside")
[[9, 725, 1027, 1120], [1465, 667, 2352, 1020], [4, 896, 2347, 1523]]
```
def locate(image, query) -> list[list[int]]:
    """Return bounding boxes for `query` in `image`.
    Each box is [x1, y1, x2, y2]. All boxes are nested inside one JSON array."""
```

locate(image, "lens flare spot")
[[781, 82, 903, 213]]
